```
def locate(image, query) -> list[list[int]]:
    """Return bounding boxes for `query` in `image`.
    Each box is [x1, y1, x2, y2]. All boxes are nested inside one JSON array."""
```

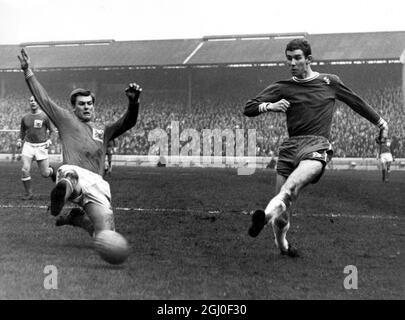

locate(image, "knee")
[[40, 167, 50, 178], [94, 215, 115, 234], [21, 167, 30, 178], [86, 207, 115, 233], [103, 212, 115, 231]]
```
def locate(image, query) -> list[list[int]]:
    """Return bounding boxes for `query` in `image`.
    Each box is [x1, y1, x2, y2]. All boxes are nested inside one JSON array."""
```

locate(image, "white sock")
[[264, 197, 287, 222], [272, 221, 290, 251]]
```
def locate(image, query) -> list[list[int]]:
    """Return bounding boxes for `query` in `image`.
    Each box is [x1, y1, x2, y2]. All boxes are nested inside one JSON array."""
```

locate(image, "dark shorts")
[[276, 135, 333, 184]]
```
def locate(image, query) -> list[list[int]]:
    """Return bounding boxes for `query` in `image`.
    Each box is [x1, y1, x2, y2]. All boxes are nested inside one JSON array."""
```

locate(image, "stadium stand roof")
[[188, 31, 405, 65], [1, 31, 405, 71], [0, 39, 201, 70]]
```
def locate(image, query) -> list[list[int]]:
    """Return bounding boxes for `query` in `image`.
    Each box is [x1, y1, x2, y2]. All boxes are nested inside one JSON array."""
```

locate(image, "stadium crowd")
[[1, 85, 404, 157]]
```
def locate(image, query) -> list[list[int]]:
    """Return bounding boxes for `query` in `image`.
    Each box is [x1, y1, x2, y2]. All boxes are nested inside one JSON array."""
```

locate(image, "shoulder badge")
[[323, 76, 331, 85]]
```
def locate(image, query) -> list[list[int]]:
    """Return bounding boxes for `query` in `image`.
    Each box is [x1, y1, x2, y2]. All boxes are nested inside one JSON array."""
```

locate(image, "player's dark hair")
[[70, 88, 96, 106], [285, 38, 312, 58]]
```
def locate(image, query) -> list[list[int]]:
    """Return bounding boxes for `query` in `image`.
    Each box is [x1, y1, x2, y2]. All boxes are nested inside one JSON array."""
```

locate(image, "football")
[[94, 230, 130, 265]]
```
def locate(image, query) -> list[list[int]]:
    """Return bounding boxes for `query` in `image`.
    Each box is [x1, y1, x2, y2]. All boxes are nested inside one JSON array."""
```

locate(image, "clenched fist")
[[125, 83, 142, 103]]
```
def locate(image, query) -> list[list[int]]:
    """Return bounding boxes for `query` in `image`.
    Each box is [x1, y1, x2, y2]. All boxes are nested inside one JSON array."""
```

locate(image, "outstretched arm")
[[334, 76, 388, 144], [17, 48, 70, 128], [105, 83, 142, 141]]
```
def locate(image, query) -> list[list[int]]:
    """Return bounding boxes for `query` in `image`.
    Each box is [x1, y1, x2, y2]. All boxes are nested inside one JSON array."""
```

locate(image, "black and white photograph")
[[0, 0, 404, 305]]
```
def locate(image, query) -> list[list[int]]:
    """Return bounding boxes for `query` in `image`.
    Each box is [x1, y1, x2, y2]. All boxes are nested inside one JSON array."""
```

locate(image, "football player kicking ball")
[[244, 39, 388, 257], [18, 48, 142, 237]]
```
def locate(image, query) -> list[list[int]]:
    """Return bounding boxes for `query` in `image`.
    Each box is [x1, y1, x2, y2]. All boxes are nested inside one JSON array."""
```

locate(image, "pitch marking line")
[[0, 204, 403, 221]]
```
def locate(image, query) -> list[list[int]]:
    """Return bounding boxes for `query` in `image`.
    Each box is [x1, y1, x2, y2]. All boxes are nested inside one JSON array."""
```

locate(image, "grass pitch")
[[0, 162, 404, 299]]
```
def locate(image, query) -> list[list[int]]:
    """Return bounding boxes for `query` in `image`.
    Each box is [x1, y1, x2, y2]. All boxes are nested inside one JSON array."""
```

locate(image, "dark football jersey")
[[25, 73, 138, 176], [379, 140, 392, 154], [245, 73, 382, 140], [20, 111, 53, 143]]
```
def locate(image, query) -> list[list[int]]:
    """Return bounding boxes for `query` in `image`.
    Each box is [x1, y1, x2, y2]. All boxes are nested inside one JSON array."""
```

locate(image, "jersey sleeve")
[[104, 101, 139, 142], [332, 75, 382, 125], [244, 83, 282, 117], [24, 69, 72, 129]]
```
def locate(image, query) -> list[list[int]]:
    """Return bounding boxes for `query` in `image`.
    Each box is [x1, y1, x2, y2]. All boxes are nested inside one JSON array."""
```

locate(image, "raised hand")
[[17, 48, 30, 70], [125, 83, 142, 102], [376, 123, 389, 144]]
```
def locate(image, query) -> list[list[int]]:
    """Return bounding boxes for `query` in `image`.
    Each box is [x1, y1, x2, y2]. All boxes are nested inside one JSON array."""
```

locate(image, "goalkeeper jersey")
[[244, 72, 382, 140], [24, 72, 139, 176]]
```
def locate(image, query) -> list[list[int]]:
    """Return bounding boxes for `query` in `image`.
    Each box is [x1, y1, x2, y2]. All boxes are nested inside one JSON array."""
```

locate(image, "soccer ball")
[[94, 230, 130, 265]]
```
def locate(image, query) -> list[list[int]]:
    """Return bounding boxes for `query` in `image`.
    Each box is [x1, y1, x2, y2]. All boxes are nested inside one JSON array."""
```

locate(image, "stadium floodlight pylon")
[[400, 49, 405, 64], [401, 49, 405, 110]]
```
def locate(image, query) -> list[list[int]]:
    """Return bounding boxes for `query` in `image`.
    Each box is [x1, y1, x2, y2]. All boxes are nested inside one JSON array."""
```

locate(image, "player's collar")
[[292, 72, 320, 83]]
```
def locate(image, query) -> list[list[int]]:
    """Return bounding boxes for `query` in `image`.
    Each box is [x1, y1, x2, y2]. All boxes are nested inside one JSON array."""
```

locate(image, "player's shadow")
[[89, 263, 127, 270], [60, 242, 94, 250]]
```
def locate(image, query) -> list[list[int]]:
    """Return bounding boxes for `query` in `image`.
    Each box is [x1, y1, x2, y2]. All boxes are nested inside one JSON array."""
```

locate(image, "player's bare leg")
[[386, 162, 391, 182], [381, 161, 388, 182], [55, 200, 113, 238], [84, 202, 115, 235], [37, 158, 56, 181], [269, 160, 322, 255], [21, 155, 33, 200], [249, 160, 323, 256]]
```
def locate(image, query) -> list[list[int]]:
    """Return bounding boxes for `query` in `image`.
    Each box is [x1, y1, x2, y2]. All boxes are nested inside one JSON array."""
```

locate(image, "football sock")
[[22, 177, 33, 195], [272, 219, 290, 251], [264, 197, 287, 222]]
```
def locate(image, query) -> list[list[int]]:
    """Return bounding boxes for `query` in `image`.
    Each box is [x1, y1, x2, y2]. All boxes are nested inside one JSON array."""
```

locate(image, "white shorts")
[[380, 152, 393, 164], [22, 141, 49, 161], [56, 164, 112, 210]]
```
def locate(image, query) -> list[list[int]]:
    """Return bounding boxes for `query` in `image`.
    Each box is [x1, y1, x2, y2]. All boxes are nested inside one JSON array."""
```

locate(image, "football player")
[[17, 96, 56, 199], [244, 38, 388, 257], [376, 136, 394, 182], [18, 48, 142, 237]]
